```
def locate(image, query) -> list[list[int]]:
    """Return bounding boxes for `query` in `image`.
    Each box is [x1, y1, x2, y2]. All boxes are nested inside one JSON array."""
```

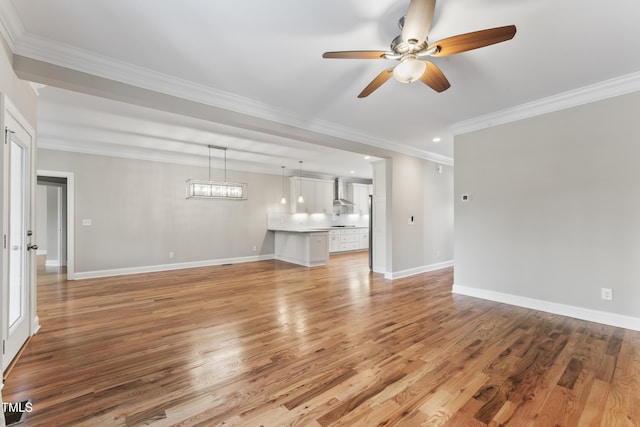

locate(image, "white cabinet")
[[309, 232, 329, 263], [290, 177, 333, 214], [349, 183, 372, 215], [315, 180, 334, 214], [290, 177, 314, 213], [340, 229, 360, 251], [274, 230, 329, 267], [329, 230, 341, 252], [329, 228, 370, 253], [360, 230, 369, 249]]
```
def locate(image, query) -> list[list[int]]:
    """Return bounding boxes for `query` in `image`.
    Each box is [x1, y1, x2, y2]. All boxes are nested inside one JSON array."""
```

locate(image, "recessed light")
[[363, 155, 371, 160], [432, 137, 441, 143], [350, 170, 355, 174]]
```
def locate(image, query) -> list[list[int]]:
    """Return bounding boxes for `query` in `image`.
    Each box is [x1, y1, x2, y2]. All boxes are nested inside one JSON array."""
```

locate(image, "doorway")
[[37, 171, 75, 280], [36, 177, 68, 270]]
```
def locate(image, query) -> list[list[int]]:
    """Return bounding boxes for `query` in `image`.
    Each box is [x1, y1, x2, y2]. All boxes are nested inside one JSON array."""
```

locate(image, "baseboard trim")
[[74, 254, 276, 280], [45, 259, 61, 267], [385, 260, 454, 280], [32, 315, 40, 335], [274, 255, 326, 268], [452, 284, 640, 332]]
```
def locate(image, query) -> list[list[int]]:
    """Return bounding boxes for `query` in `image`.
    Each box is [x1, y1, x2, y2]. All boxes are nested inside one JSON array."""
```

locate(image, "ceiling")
[[2, 0, 640, 178]]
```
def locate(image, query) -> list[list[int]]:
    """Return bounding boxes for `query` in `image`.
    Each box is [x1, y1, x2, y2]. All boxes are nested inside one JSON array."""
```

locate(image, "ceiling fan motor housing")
[[390, 34, 428, 56]]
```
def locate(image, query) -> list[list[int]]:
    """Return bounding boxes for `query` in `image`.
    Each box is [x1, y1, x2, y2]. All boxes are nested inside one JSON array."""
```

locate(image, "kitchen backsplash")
[[267, 212, 369, 229]]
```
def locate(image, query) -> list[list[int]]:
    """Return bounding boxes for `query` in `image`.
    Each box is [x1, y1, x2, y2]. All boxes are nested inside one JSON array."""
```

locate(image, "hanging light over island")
[[186, 145, 247, 200]]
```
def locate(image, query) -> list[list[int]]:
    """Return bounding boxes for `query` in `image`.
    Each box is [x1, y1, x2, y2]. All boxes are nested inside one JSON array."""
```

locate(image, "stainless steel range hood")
[[333, 178, 354, 206]]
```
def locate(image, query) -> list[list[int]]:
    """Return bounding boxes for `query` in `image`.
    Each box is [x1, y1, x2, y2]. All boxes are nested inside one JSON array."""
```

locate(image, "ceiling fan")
[[322, 0, 516, 98]]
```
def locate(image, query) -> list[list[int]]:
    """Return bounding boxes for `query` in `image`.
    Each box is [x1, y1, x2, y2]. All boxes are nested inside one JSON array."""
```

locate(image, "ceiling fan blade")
[[402, 0, 436, 45], [322, 51, 389, 59], [358, 68, 394, 98], [429, 25, 516, 57], [419, 61, 450, 92]]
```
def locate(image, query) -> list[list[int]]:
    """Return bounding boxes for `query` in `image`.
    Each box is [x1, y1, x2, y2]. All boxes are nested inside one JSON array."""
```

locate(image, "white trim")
[[274, 255, 326, 268], [28, 82, 45, 96], [45, 259, 60, 267], [37, 170, 75, 279], [384, 260, 454, 280], [450, 71, 640, 135], [452, 284, 640, 332], [73, 254, 275, 280], [0, 0, 24, 51], [32, 315, 40, 334]]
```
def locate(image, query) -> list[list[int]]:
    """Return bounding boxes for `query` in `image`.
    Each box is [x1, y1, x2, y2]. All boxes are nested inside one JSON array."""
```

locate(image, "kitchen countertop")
[[268, 228, 331, 233], [268, 226, 368, 233]]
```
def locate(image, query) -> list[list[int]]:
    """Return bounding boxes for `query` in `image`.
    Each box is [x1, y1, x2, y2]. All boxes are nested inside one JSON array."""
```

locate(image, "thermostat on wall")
[[461, 194, 472, 201]]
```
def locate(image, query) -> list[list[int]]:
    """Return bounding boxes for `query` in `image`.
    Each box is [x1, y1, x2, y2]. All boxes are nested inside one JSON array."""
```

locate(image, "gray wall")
[[389, 153, 454, 274], [37, 149, 282, 274], [454, 91, 640, 318], [45, 186, 60, 263], [36, 185, 48, 252], [36, 179, 69, 266]]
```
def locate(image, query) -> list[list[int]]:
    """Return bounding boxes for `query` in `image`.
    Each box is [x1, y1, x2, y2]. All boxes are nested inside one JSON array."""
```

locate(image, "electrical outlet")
[[252, 246, 257, 251], [601, 288, 613, 301], [168, 252, 175, 259]]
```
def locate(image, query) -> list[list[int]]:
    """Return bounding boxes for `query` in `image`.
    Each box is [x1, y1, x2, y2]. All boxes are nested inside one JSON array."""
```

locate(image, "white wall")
[[37, 149, 284, 276], [454, 91, 640, 328]]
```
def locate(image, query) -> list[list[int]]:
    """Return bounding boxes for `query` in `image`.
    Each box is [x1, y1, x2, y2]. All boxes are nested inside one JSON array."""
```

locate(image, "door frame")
[[1, 94, 39, 373], [37, 170, 75, 279]]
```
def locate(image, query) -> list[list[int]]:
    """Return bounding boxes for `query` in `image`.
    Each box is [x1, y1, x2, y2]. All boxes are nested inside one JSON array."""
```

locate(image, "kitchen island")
[[269, 228, 329, 267]]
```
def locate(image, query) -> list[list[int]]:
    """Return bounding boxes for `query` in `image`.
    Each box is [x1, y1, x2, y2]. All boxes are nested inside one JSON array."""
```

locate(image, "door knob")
[[27, 243, 38, 251]]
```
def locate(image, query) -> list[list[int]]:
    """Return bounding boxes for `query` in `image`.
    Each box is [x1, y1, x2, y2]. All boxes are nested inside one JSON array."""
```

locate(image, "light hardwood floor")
[[3, 253, 640, 426]]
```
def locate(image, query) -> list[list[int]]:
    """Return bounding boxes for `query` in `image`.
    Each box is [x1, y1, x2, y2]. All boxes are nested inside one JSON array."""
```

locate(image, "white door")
[[2, 96, 37, 372]]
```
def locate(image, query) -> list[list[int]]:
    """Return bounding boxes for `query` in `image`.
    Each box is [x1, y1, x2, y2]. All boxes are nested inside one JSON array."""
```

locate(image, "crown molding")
[[450, 71, 640, 135], [0, 0, 24, 51], [12, 31, 453, 166]]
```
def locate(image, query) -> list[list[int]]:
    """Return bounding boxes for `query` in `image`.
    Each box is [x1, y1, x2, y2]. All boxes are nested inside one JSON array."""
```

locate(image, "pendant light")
[[297, 161, 304, 204], [186, 145, 247, 200], [280, 166, 287, 204]]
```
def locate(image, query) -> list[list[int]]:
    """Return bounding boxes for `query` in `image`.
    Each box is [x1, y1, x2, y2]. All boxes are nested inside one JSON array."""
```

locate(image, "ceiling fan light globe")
[[393, 57, 426, 83]]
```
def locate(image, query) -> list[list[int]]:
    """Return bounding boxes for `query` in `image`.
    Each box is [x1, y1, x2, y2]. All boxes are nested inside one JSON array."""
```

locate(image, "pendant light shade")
[[280, 166, 287, 204], [297, 161, 304, 204], [186, 145, 247, 200]]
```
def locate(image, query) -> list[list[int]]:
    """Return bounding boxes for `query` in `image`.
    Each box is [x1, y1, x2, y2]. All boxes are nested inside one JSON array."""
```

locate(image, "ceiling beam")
[[13, 54, 400, 162]]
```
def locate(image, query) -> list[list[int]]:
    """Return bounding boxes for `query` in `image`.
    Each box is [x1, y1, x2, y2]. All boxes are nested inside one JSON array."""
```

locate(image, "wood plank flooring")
[[3, 253, 640, 426]]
